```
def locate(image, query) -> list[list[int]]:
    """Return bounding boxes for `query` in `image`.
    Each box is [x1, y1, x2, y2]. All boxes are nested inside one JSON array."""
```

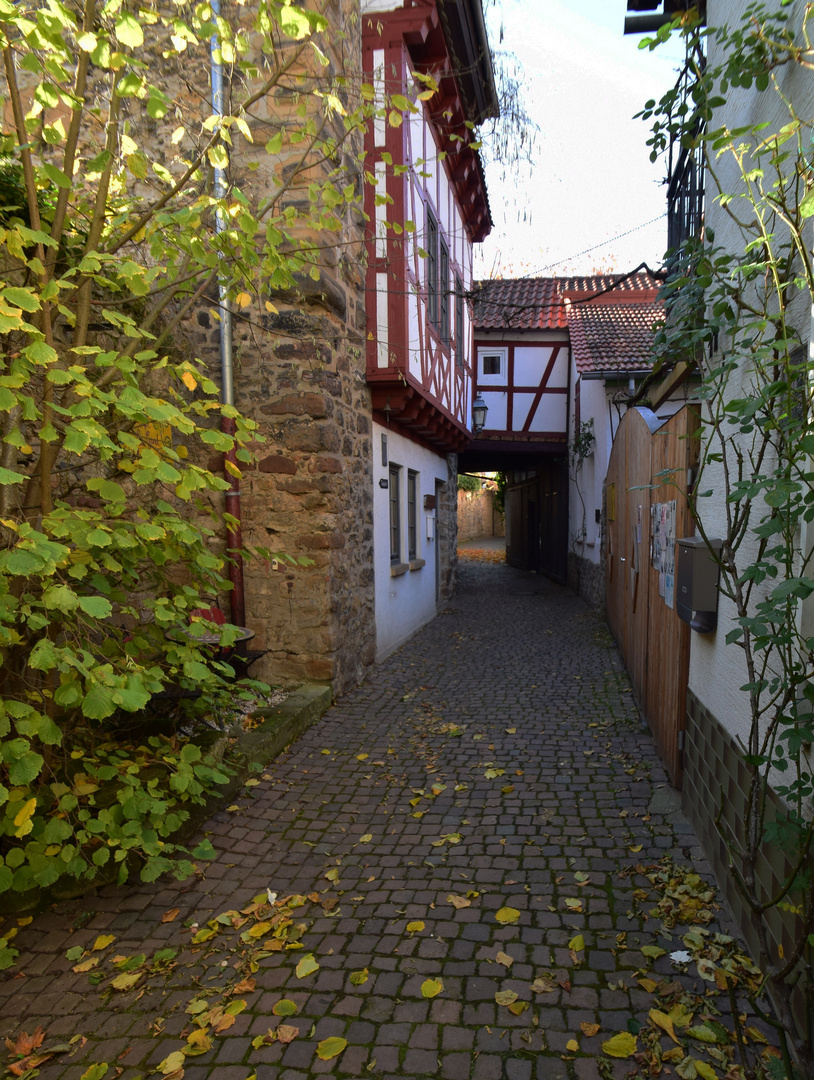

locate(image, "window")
[[478, 348, 506, 383], [666, 60, 705, 255], [455, 274, 464, 368], [426, 210, 438, 329], [407, 470, 418, 560], [439, 240, 450, 343], [389, 464, 401, 562]]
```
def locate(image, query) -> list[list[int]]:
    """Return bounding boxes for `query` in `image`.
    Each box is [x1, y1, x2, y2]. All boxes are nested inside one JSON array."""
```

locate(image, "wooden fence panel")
[[605, 418, 629, 660], [605, 406, 697, 787], [625, 411, 655, 706]]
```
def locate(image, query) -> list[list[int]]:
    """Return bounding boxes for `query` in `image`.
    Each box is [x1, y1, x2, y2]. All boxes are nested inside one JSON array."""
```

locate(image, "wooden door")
[[539, 456, 568, 583], [605, 406, 698, 787]]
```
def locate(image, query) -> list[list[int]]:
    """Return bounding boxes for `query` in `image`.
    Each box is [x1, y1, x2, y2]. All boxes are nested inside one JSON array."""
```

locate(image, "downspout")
[[211, 1, 246, 627]]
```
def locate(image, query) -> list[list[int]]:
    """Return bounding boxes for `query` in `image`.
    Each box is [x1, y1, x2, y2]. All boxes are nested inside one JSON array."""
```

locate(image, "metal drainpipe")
[[211, 1, 246, 627]]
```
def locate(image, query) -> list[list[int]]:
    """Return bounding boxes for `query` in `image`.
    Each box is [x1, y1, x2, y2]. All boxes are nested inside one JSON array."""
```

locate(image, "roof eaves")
[[436, 0, 499, 124]]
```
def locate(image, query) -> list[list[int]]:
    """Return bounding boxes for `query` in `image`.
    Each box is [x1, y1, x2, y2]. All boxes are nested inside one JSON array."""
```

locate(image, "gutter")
[[580, 369, 653, 381], [211, 0, 246, 628]]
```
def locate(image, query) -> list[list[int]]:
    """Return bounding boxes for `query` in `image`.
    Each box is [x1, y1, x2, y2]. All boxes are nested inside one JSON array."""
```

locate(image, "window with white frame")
[[455, 275, 464, 368], [478, 347, 507, 384], [407, 470, 418, 560], [439, 240, 450, 344], [389, 464, 401, 562], [426, 211, 439, 330]]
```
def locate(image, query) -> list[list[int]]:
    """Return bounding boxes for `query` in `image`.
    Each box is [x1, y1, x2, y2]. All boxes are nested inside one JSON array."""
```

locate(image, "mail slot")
[[676, 536, 722, 633]]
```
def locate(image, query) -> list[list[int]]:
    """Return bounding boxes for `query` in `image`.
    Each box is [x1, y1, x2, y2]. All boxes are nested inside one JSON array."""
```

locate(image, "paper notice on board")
[[665, 571, 675, 609]]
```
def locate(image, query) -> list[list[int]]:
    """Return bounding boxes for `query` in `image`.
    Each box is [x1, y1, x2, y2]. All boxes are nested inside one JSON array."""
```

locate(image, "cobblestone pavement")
[[0, 560, 769, 1080]]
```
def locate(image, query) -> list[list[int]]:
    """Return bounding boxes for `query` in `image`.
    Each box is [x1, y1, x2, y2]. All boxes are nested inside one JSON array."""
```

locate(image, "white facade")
[[568, 369, 607, 566], [403, 100, 474, 429], [687, 0, 814, 746], [372, 423, 450, 659], [474, 331, 571, 437], [363, 0, 492, 658]]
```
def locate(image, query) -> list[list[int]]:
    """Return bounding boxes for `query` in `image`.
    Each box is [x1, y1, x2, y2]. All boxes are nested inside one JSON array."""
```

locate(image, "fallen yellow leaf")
[[316, 1037, 347, 1060], [650, 1008, 679, 1044], [602, 1032, 637, 1058]]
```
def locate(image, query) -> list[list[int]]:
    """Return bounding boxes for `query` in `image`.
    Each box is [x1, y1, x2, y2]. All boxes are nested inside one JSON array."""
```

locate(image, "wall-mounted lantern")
[[472, 393, 488, 434]]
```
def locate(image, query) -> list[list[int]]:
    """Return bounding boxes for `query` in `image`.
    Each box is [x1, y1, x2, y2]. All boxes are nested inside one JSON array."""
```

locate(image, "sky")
[[473, 0, 687, 280]]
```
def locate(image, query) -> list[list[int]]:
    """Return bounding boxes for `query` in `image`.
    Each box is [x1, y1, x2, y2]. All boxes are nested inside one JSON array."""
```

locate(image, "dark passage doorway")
[[457, 448, 568, 583]]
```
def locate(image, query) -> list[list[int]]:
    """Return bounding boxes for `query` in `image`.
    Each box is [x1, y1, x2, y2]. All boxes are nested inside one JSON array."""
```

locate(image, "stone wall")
[[457, 488, 505, 541], [437, 455, 459, 605], [567, 552, 606, 615], [173, 0, 376, 694]]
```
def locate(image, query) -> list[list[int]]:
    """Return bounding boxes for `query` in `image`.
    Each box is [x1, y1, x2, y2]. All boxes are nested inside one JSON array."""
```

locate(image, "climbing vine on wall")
[[640, 3, 814, 1073]]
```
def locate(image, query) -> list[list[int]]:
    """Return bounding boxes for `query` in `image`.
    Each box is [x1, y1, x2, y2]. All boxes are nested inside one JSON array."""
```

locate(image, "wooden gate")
[[605, 406, 698, 787], [505, 457, 568, 582]]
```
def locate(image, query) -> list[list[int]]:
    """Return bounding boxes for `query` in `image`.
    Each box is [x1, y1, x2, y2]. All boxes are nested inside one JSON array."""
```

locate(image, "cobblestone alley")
[[0, 558, 773, 1080]]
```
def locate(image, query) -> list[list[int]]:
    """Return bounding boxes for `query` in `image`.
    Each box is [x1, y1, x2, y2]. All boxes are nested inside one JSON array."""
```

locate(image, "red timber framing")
[[473, 337, 571, 441], [362, 2, 491, 455]]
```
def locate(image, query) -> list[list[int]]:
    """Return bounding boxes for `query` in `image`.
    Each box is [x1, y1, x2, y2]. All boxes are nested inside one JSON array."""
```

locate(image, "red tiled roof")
[[473, 273, 664, 374], [568, 301, 663, 375], [473, 273, 662, 331]]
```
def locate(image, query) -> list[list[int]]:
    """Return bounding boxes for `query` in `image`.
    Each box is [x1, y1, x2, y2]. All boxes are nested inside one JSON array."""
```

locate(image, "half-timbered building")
[[362, 0, 497, 658], [470, 273, 669, 598]]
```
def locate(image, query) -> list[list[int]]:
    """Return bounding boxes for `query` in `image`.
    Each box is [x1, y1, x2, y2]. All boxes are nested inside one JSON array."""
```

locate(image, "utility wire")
[[488, 212, 669, 280]]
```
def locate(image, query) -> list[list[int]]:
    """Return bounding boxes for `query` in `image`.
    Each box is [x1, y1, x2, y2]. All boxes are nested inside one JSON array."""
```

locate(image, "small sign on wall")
[[426, 515, 434, 540]]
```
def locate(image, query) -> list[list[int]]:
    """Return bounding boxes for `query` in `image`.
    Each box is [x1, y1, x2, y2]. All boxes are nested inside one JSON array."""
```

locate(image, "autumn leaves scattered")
[[457, 548, 506, 564]]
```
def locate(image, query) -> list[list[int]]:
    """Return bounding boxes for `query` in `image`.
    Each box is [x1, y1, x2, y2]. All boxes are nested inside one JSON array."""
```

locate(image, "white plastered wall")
[[568, 366, 609, 567], [475, 330, 570, 436], [372, 422, 449, 659], [688, 0, 814, 746]]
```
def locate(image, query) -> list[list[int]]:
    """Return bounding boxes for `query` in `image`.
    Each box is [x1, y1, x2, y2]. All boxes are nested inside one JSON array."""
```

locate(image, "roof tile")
[[473, 273, 663, 374], [568, 301, 663, 375], [473, 272, 661, 329]]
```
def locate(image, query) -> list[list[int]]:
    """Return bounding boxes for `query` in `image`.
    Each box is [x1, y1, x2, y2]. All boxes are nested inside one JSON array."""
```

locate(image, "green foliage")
[[641, 4, 814, 1072], [570, 419, 595, 467], [0, 0, 448, 900], [457, 473, 482, 493], [494, 471, 507, 517]]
